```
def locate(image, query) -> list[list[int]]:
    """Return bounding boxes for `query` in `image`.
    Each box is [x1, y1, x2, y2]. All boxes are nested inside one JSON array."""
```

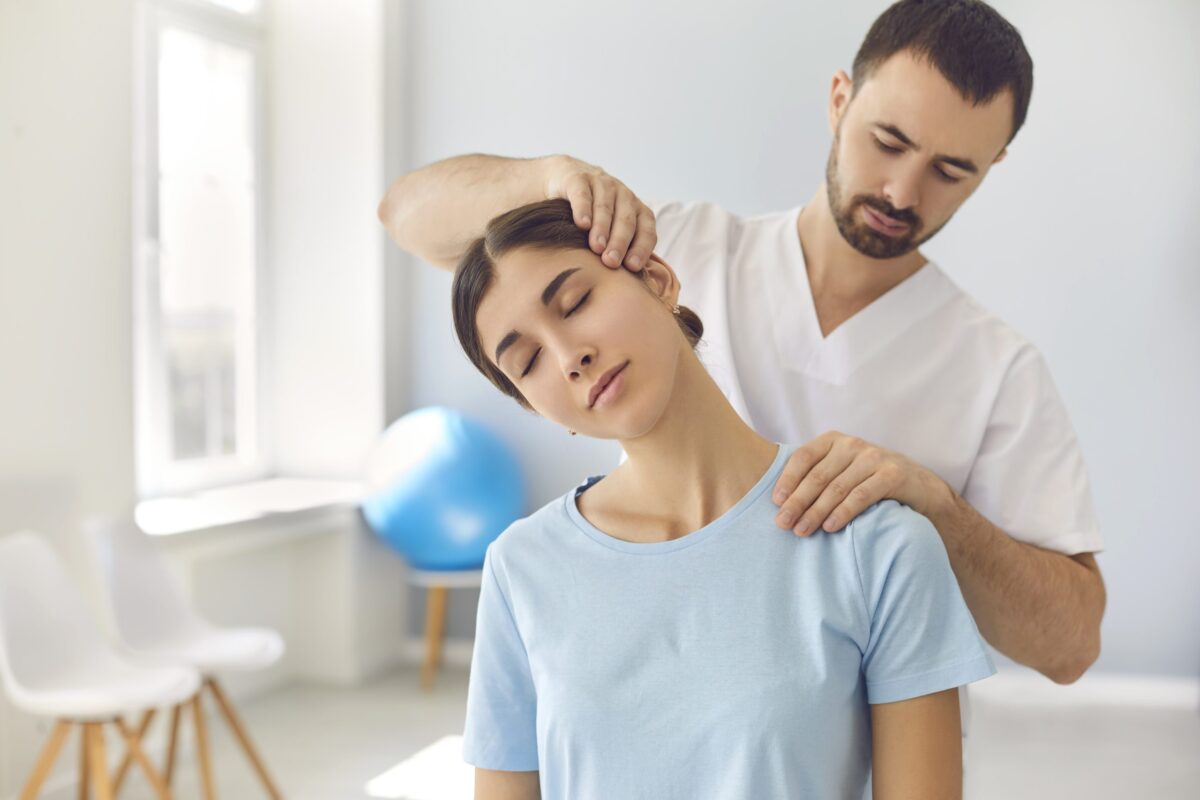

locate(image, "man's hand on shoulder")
[[771, 432, 948, 536], [544, 155, 657, 272]]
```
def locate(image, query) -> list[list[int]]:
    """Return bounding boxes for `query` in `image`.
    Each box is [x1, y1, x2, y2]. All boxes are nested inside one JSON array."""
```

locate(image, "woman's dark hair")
[[853, 0, 1034, 144], [452, 199, 703, 411]]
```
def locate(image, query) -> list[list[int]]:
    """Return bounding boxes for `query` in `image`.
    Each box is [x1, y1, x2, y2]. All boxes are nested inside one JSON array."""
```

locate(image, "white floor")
[[70, 666, 1200, 800]]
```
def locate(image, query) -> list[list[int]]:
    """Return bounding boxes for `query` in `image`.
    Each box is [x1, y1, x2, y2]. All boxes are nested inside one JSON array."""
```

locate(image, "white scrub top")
[[644, 200, 1103, 557]]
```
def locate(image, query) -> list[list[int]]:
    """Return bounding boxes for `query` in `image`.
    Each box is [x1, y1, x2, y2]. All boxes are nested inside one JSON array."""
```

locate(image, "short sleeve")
[[851, 501, 996, 705], [962, 344, 1102, 555], [645, 199, 732, 264], [461, 547, 539, 771]]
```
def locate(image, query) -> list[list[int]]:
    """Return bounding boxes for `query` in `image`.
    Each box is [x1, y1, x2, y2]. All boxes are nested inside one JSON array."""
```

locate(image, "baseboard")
[[974, 665, 1200, 710]]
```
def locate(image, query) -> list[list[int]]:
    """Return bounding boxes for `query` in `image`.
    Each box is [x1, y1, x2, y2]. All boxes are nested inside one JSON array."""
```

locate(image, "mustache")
[[856, 195, 919, 228]]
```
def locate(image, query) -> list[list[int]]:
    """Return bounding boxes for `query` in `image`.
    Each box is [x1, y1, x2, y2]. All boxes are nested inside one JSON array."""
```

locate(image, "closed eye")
[[874, 137, 902, 154], [565, 290, 591, 318], [934, 167, 963, 184], [875, 137, 963, 184], [520, 290, 592, 377]]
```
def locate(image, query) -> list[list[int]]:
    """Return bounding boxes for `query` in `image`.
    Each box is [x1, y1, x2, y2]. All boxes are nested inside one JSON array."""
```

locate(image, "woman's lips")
[[590, 362, 628, 409], [861, 204, 909, 237]]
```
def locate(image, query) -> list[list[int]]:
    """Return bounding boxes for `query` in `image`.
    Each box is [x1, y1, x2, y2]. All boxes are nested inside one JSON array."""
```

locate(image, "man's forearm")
[[923, 479, 1106, 684], [377, 153, 559, 270]]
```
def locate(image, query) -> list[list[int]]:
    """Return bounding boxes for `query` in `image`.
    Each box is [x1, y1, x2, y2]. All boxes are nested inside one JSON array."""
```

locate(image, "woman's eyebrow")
[[493, 267, 583, 364]]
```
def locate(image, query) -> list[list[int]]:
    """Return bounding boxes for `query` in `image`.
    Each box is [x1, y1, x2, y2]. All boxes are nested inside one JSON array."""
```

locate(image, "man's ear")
[[828, 69, 854, 135]]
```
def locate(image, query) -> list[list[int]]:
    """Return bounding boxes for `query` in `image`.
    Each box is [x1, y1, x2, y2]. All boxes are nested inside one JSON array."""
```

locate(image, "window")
[[135, 0, 266, 496]]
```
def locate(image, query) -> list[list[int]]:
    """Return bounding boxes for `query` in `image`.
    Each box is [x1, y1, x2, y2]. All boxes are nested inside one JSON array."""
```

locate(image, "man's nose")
[[883, 161, 922, 212]]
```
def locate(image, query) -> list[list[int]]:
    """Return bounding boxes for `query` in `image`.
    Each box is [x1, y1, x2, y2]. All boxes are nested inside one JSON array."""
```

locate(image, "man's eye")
[[521, 348, 540, 378], [935, 167, 963, 184], [565, 290, 591, 317], [874, 137, 902, 154]]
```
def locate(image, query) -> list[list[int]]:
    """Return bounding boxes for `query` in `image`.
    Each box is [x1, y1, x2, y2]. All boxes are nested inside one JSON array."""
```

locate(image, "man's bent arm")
[[924, 482, 1106, 684], [378, 154, 557, 270], [377, 153, 657, 272]]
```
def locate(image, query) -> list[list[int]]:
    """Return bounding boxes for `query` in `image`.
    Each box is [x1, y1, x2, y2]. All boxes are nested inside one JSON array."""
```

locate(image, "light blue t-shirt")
[[462, 442, 995, 799]]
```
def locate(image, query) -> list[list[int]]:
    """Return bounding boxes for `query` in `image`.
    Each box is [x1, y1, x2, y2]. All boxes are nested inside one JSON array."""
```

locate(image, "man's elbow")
[[1045, 635, 1101, 685]]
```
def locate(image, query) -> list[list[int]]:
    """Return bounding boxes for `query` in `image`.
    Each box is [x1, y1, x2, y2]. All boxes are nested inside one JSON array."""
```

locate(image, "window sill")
[[136, 477, 366, 537]]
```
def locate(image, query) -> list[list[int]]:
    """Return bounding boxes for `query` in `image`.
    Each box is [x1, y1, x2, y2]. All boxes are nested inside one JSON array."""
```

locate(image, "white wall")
[[267, 0, 386, 477], [0, 0, 136, 523], [0, 0, 138, 792], [0, 0, 397, 793], [395, 0, 1200, 678]]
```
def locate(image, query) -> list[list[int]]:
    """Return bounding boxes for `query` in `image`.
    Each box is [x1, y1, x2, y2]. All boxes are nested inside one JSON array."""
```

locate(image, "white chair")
[[83, 517, 286, 800], [0, 530, 200, 800]]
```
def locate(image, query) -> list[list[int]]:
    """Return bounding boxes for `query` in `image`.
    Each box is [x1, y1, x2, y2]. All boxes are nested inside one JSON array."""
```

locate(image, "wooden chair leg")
[[206, 678, 282, 799], [111, 709, 156, 795], [113, 717, 172, 799], [190, 692, 216, 800], [79, 722, 90, 800], [84, 723, 113, 800], [19, 720, 71, 800], [421, 585, 449, 690], [163, 703, 182, 786]]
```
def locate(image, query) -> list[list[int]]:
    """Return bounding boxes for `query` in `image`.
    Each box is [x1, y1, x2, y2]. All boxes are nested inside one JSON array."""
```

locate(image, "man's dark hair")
[[852, 0, 1034, 144]]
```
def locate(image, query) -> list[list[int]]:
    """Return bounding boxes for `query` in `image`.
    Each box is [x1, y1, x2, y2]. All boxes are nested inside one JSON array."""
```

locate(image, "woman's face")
[[475, 245, 686, 439]]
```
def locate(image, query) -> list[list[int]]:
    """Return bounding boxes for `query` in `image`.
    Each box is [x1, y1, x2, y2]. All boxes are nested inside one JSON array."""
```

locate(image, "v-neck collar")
[[769, 206, 959, 385]]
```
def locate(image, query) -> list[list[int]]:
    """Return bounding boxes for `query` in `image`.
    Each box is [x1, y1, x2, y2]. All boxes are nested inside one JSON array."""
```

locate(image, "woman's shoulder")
[[843, 500, 950, 575], [486, 484, 588, 562]]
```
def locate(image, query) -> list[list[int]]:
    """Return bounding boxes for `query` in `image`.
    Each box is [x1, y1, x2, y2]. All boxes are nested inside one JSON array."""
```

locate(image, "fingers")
[[588, 179, 616, 258], [566, 173, 650, 270], [623, 210, 657, 271], [605, 201, 640, 269], [775, 446, 856, 535], [794, 459, 877, 536], [563, 175, 595, 232], [772, 434, 836, 508], [824, 473, 892, 534]]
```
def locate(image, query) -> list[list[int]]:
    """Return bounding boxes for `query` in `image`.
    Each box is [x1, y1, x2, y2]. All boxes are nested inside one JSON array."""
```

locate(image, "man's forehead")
[[853, 51, 1013, 158]]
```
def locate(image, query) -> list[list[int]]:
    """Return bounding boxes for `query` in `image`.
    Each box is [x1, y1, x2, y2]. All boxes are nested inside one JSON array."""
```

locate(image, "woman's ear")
[[641, 253, 682, 307]]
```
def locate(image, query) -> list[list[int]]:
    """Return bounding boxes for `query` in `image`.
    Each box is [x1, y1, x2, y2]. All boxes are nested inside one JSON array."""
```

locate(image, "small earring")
[[672, 305, 681, 316], [568, 429, 576, 436]]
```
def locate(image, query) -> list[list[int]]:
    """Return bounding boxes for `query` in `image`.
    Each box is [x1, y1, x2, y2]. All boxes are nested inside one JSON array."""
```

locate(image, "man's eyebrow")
[[873, 121, 979, 174], [493, 267, 582, 364]]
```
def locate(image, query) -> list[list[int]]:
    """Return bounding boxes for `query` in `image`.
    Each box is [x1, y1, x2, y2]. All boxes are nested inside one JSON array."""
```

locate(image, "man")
[[379, 0, 1105, 693]]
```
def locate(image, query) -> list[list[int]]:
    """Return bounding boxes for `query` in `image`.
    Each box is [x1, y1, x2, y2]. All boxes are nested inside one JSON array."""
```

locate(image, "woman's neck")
[[600, 351, 779, 539]]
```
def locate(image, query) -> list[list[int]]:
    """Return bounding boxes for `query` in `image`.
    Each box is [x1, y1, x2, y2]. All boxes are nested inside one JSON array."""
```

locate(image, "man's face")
[[825, 50, 1014, 259]]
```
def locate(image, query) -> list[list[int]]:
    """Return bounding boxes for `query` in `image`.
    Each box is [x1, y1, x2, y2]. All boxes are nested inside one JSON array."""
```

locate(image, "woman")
[[455, 199, 994, 800]]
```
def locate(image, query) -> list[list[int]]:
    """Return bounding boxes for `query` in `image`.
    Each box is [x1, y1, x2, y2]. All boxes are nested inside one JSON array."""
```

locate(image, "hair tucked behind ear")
[[451, 198, 704, 411]]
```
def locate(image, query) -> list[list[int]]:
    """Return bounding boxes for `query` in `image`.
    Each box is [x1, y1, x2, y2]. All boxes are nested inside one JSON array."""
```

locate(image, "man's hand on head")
[[771, 432, 949, 536], [544, 155, 657, 272]]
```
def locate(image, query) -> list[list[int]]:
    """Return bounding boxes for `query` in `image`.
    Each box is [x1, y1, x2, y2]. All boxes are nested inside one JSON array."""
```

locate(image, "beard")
[[824, 133, 949, 259]]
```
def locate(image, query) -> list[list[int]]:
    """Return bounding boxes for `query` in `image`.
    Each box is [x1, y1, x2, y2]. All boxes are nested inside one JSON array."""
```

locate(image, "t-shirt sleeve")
[[461, 546, 539, 771], [962, 344, 1103, 555], [851, 501, 996, 705]]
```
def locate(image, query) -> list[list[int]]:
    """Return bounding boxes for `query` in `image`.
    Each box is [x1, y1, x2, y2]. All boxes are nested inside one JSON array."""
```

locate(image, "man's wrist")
[[918, 468, 961, 535], [541, 154, 584, 199]]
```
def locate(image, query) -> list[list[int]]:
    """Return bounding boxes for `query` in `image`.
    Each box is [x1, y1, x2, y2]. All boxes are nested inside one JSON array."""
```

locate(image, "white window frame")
[[134, 0, 270, 498]]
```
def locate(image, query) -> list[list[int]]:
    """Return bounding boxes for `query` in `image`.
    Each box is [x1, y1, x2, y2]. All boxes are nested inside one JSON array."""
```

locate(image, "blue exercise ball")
[[362, 406, 525, 571]]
